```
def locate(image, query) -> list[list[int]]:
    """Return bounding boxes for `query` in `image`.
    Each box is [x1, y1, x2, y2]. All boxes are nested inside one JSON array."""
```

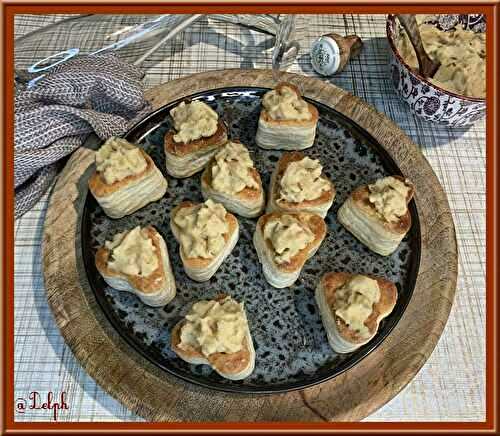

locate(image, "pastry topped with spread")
[[88, 137, 168, 219], [171, 100, 219, 144], [368, 176, 411, 223], [255, 83, 319, 150], [253, 211, 327, 288], [171, 295, 255, 380], [164, 100, 228, 178], [267, 152, 335, 218], [170, 199, 239, 282], [263, 214, 315, 264], [337, 175, 414, 256], [95, 137, 148, 185], [315, 272, 397, 353], [396, 15, 485, 98], [262, 84, 312, 121], [95, 226, 176, 307], [201, 140, 265, 218]]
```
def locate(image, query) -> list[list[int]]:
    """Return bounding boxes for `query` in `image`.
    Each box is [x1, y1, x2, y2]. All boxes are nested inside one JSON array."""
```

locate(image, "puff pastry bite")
[[164, 100, 228, 178], [201, 140, 265, 218], [255, 83, 319, 150], [88, 137, 168, 219], [267, 152, 335, 218], [171, 295, 255, 380], [95, 226, 176, 307], [337, 176, 414, 256], [253, 212, 327, 288], [170, 199, 239, 282], [315, 272, 397, 353]]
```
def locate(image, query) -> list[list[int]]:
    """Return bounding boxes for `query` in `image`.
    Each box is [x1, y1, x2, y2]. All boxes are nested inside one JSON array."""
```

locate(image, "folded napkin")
[[14, 53, 151, 219]]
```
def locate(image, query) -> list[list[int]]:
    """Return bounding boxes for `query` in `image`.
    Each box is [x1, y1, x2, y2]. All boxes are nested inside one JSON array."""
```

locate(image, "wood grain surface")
[[42, 69, 458, 422]]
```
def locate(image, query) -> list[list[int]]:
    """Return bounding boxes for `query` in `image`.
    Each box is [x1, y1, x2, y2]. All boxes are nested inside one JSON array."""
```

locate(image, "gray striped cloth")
[[14, 53, 150, 219]]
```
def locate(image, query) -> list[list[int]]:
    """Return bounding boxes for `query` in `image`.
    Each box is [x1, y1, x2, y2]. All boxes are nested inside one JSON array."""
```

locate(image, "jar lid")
[[310, 36, 341, 76]]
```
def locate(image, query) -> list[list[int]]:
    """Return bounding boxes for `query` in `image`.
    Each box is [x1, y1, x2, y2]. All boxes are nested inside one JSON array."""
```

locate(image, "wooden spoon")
[[396, 14, 440, 78]]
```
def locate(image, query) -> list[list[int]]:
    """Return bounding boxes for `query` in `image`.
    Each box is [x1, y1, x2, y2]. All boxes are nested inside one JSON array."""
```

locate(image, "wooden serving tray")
[[42, 69, 457, 422]]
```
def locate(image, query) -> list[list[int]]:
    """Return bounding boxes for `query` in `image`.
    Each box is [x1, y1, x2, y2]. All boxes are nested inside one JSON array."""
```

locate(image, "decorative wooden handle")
[[396, 14, 440, 78]]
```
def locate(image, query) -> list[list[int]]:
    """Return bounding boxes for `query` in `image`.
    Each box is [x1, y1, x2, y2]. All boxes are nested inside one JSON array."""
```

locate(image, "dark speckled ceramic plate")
[[81, 87, 420, 394]]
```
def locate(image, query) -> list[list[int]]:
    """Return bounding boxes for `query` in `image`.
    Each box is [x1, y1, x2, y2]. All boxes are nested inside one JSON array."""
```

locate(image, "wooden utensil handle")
[[397, 14, 439, 78]]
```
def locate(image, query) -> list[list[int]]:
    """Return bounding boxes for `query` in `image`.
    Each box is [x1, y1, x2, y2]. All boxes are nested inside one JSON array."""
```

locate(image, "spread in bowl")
[[396, 15, 486, 98]]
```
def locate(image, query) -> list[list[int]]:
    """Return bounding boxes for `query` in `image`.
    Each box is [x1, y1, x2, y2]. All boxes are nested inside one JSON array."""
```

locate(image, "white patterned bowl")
[[386, 14, 486, 127]]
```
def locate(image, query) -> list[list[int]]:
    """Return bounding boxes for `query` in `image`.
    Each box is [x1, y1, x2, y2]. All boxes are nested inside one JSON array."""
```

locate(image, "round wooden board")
[[43, 69, 457, 422]]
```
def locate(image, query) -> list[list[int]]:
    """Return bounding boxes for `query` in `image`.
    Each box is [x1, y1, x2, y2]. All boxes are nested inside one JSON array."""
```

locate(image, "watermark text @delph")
[[15, 391, 68, 421]]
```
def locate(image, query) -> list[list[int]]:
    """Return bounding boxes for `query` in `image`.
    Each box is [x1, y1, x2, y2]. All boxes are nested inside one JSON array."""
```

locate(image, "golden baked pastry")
[[170, 199, 239, 282], [267, 151, 335, 218], [201, 140, 265, 218], [95, 226, 176, 307], [315, 272, 397, 353], [171, 294, 255, 380], [337, 175, 414, 256], [164, 100, 228, 178], [88, 137, 168, 219], [255, 83, 319, 150], [253, 211, 327, 288]]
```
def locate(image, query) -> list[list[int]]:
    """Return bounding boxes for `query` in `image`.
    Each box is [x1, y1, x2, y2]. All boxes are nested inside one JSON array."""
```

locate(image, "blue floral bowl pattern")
[[386, 14, 486, 127]]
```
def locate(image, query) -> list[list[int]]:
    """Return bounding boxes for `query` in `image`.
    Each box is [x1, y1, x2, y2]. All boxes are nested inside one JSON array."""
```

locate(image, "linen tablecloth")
[[14, 14, 485, 422]]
